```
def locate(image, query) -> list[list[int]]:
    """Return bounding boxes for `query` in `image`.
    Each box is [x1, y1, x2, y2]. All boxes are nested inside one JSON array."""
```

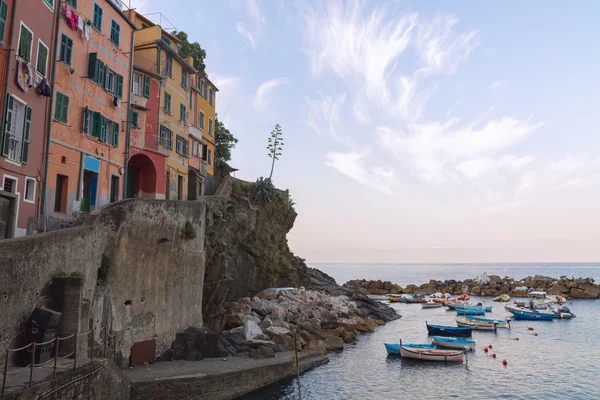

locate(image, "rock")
[[249, 345, 276, 359], [239, 297, 252, 305], [308, 339, 327, 355], [471, 286, 481, 295], [242, 315, 262, 325], [222, 314, 244, 330], [242, 320, 264, 340], [227, 302, 252, 315], [570, 287, 586, 298], [246, 339, 276, 349], [272, 334, 293, 350], [172, 327, 224, 360], [250, 299, 275, 317], [585, 286, 600, 299], [270, 306, 287, 321], [323, 336, 344, 351], [260, 317, 273, 330], [341, 329, 356, 343], [265, 327, 292, 338], [383, 281, 392, 290], [256, 289, 279, 300], [568, 281, 578, 288], [322, 327, 344, 338]]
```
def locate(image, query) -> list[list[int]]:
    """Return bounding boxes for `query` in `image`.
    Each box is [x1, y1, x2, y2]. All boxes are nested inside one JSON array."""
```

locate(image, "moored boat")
[[431, 336, 476, 351], [456, 308, 485, 316], [400, 346, 465, 362], [493, 294, 511, 302], [467, 315, 510, 327], [432, 298, 448, 304], [456, 317, 509, 330], [457, 294, 470, 301], [422, 302, 443, 309], [388, 294, 402, 303], [384, 343, 435, 355], [426, 323, 472, 337], [505, 305, 554, 321], [406, 297, 428, 304]]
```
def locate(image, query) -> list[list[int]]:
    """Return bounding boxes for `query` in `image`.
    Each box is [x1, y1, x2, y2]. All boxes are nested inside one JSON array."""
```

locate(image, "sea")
[[243, 263, 600, 400]]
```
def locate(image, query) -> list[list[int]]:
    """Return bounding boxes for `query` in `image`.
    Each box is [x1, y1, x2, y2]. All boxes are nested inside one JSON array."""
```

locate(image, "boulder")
[[228, 302, 251, 315], [341, 329, 356, 343], [568, 281, 578, 288], [251, 299, 275, 316], [570, 288, 586, 298], [383, 281, 392, 290], [242, 315, 262, 325], [265, 326, 292, 338], [322, 327, 344, 338], [308, 339, 327, 355], [222, 314, 244, 330], [242, 320, 264, 340], [239, 297, 252, 305], [323, 336, 344, 352], [270, 306, 287, 321], [471, 286, 481, 295], [172, 327, 223, 360], [366, 318, 379, 331], [585, 286, 600, 299], [260, 317, 273, 330], [256, 289, 278, 300], [249, 345, 276, 359]]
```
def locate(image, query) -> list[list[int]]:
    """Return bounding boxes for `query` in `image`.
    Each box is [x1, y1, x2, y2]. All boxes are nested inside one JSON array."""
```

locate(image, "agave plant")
[[252, 177, 275, 205]]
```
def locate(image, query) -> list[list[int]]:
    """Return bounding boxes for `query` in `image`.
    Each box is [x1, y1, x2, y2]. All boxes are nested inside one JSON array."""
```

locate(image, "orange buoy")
[[515, 337, 519, 341], [570, 302, 573, 305], [492, 353, 497, 358], [528, 327, 534, 331], [503, 360, 508, 366], [534, 333, 539, 336], [488, 344, 493, 349], [484, 347, 489, 353]]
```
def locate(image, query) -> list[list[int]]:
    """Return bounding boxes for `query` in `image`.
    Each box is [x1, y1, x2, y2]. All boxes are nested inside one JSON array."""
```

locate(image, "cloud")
[[236, 0, 265, 49], [489, 80, 505, 89], [209, 73, 241, 90], [306, 92, 354, 147], [325, 151, 400, 196], [253, 77, 290, 111]]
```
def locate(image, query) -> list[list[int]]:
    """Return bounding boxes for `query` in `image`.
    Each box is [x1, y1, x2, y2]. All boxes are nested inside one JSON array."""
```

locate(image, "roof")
[[157, 41, 197, 74], [133, 11, 181, 44], [105, 0, 137, 30], [133, 64, 162, 80], [198, 73, 219, 92]]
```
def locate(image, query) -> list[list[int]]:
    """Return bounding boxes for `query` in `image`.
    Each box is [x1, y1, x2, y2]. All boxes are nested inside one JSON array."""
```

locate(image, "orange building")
[[44, 0, 135, 229]]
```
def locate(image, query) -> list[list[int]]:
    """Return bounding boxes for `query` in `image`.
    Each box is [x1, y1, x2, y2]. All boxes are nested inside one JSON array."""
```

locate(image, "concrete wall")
[[8, 360, 130, 400], [0, 199, 206, 365]]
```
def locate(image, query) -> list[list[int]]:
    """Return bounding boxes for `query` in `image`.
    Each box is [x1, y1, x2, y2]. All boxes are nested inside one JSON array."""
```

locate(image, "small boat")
[[493, 294, 511, 302], [553, 306, 576, 319], [426, 322, 472, 338], [384, 343, 435, 355], [432, 336, 476, 351], [456, 308, 485, 316], [467, 316, 510, 327], [405, 297, 428, 304], [445, 301, 466, 310], [514, 292, 554, 309], [505, 305, 554, 321], [422, 302, 443, 309], [457, 294, 470, 301], [388, 294, 402, 303], [457, 317, 510, 330], [400, 346, 465, 362], [432, 298, 448, 304]]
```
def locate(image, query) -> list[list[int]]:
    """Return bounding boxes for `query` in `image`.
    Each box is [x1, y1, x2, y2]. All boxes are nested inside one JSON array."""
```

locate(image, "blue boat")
[[431, 336, 476, 351], [465, 304, 492, 312], [509, 307, 554, 321], [384, 343, 435, 355], [456, 308, 485, 316], [466, 315, 506, 324], [426, 323, 472, 338]]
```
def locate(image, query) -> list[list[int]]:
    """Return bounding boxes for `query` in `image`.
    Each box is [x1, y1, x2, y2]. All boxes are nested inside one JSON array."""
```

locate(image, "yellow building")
[[189, 74, 218, 196], [128, 11, 196, 200]]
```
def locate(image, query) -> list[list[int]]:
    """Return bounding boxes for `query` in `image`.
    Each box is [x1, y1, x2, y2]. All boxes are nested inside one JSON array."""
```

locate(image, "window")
[[112, 121, 119, 147], [181, 69, 188, 89], [18, 23, 33, 61], [54, 92, 69, 123], [83, 107, 92, 134], [105, 68, 115, 94], [159, 125, 173, 149], [207, 148, 212, 166], [209, 88, 214, 106], [208, 118, 213, 135], [129, 109, 138, 127], [192, 141, 198, 157], [110, 176, 119, 203], [93, 4, 102, 31], [65, 0, 77, 8], [36, 41, 48, 76], [0, 1, 9, 45], [143, 75, 150, 97], [201, 143, 208, 161], [176, 135, 188, 156], [90, 111, 104, 139], [199, 111, 205, 130], [54, 174, 68, 212], [1, 96, 32, 163], [24, 177, 35, 203], [133, 73, 141, 95], [180, 104, 186, 124], [199, 80, 207, 99], [165, 53, 172, 77], [3, 177, 15, 193], [110, 20, 120, 46], [43, 0, 53, 8], [59, 34, 73, 65], [164, 92, 171, 114]]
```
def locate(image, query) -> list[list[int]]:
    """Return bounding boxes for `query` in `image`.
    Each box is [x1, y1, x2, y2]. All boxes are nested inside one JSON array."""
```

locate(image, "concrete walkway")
[[127, 351, 328, 400]]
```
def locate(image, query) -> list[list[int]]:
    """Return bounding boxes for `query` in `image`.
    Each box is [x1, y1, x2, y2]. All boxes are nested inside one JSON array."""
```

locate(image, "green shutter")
[[0, 1, 8, 45], [143, 75, 150, 98], [113, 122, 119, 147], [87, 52, 97, 79], [92, 111, 101, 137], [97, 60, 104, 86], [1, 94, 13, 156], [21, 106, 31, 163], [100, 116, 107, 142], [116, 74, 123, 98], [130, 110, 138, 127]]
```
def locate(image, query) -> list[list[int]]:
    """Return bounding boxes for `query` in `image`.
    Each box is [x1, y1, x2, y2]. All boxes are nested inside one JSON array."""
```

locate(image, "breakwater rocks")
[[171, 288, 398, 362], [344, 275, 600, 299]]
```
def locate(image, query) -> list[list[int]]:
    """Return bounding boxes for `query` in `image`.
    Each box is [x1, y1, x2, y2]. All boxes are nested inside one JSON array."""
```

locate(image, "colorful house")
[[0, 0, 52, 238], [189, 73, 218, 197], [43, 0, 136, 229], [127, 64, 166, 199], [128, 10, 196, 200]]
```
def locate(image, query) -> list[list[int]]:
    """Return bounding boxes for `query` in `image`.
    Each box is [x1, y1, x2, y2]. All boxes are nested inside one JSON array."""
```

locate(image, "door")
[[165, 171, 170, 200], [125, 169, 134, 199], [54, 175, 68, 212], [110, 176, 120, 202], [177, 175, 183, 200], [81, 171, 97, 212]]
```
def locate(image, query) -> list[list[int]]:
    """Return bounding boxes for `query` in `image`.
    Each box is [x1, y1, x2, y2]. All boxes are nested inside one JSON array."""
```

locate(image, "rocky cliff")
[[203, 185, 399, 332]]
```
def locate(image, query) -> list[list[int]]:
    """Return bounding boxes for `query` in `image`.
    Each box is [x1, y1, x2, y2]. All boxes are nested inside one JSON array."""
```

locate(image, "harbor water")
[[244, 263, 600, 400]]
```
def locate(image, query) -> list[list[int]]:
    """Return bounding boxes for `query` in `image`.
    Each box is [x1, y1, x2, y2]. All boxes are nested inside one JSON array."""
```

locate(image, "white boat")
[[422, 302, 443, 309], [400, 346, 465, 362], [431, 336, 476, 351], [514, 291, 554, 309], [456, 317, 509, 330]]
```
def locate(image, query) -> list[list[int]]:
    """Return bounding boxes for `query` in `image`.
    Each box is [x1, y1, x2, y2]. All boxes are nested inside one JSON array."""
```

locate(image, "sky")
[[130, 0, 600, 263]]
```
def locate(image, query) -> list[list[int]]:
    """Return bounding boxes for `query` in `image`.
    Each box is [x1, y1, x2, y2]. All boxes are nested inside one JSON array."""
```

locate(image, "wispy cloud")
[[235, 0, 265, 49], [325, 151, 400, 196], [209, 74, 241, 90], [306, 92, 354, 147], [253, 77, 290, 111], [489, 79, 505, 89]]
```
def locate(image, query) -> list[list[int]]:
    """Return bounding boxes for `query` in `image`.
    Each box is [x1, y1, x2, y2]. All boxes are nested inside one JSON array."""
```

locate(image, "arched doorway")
[[127, 154, 158, 199]]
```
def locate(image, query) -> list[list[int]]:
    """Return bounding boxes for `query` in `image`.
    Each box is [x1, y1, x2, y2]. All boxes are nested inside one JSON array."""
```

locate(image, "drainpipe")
[[40, 0, 63, 231], [0, 0, 18, 153], [122, 28, 136, 197]]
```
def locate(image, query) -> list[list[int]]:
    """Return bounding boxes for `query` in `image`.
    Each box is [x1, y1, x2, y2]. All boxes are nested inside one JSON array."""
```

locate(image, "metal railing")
[[1, 327, 117, 397]]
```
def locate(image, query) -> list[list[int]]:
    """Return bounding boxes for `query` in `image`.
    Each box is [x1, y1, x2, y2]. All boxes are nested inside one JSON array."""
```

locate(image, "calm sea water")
[[244, 263, 600, 400]]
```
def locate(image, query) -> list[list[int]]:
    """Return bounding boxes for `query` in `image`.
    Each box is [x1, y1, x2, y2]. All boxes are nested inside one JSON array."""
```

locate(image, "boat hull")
[[426, 324, 472, 338], [400, 346, 464, 362], [506, 306, 554, 320], [432, 336, 475, 351], [422, 303, 443, 309], [384, 343, 435, 355], [456, 309, 485, 316]]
